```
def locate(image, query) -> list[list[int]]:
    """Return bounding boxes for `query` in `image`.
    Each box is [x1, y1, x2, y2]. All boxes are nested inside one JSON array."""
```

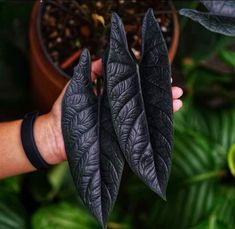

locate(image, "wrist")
[[34, 113, 66, 165]]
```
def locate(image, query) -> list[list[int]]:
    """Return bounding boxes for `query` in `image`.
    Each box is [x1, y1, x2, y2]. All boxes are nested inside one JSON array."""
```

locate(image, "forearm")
[[0, 113, 66, 179]]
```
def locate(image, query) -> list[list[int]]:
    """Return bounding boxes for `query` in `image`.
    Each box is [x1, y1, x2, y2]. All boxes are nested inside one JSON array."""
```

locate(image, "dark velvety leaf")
[[62, 49, 124, 227], [106, 10, 173, 198], [200, 0, 235, 17], [179, 9, 235, 36], [140, 9, 173, 197]]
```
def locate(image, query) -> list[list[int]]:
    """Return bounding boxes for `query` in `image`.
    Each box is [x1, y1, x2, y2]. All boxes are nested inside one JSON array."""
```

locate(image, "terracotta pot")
[[29, 1, 179, 113]]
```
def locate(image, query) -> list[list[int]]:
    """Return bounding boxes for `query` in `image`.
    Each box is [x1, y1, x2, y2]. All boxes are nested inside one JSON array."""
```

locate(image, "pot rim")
[[37, 3, 70, 79], [36, 1, 179, 80]]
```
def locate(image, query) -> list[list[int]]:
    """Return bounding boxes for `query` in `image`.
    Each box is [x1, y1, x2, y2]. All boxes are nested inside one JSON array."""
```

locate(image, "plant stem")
[[184, 169, 227, 184], [60, 49, 82, 70]]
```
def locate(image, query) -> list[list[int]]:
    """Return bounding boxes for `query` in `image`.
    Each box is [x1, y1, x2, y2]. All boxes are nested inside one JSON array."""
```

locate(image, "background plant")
[[0, 1, 235, 229]]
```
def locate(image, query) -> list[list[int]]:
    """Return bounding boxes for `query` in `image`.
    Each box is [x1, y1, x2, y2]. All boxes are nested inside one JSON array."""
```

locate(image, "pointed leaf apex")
[[79, 48, 90, 64], [159, 190, 167, 201], [146, 8, 154, 17], [111, 12, 121, 24]]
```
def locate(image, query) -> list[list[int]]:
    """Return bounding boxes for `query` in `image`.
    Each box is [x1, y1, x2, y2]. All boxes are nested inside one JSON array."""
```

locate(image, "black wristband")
[[21, 111, 50, 170]]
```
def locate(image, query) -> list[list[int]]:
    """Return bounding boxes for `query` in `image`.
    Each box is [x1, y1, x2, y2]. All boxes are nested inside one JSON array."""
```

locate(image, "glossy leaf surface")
[[200, 0, 235, 17], [106, 10, 173, 198], [179, 9, 235, 36], [180, 0, 235, 36], [62, 49, 124, 227]]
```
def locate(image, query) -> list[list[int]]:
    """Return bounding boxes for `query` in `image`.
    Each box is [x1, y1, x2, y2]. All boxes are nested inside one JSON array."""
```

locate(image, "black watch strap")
[[21, 111, 50, 170]]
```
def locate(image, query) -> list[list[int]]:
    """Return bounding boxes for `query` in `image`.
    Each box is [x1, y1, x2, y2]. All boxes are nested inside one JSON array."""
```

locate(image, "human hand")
[[40, 59, 183, 165], [90, 59, 183, 112]]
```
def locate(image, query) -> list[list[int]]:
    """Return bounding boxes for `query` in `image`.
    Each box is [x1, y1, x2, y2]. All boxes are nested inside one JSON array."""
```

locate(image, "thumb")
[[91, 58, 102, 81]]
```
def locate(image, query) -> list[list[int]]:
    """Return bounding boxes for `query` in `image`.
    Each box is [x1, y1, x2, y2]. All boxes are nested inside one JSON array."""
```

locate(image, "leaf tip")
[[111, 12, 122, 27], [178, 8, 188, 16]]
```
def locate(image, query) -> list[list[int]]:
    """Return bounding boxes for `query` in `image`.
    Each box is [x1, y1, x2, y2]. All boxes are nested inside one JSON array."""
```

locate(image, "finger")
[[173, 99, 183, 112], [91, 58, 102, 81], [172, 87, 183, 99]]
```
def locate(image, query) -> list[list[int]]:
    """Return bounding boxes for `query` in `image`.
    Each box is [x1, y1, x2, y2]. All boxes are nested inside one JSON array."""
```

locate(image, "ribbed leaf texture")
[[106, 9, 173, 199], [180, 0, 235, 36], [62, 49, 124, 227], [200, 0, 235, 17]]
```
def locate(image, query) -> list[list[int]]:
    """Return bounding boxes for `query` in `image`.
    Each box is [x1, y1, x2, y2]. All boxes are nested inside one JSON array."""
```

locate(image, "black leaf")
[[200, 0, 235, 17], [180, 0, 235, 36], [106, 9, 173, 199], [62, 49, 124, 227], [179, 9, 235, 36]]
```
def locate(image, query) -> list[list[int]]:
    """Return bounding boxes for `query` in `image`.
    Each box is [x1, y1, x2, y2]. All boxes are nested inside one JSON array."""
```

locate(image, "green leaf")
[[179, 9, 235, 36], [191, 215, 227, 229], [227, 144, 235, 177], [219, 49, 235, 67], [47, 162, 69, 199], [0, 176, 21, 195], [0, 195, 28, 229], [213, 188, 235, 228], [147, 129, 226, 228], [174, 102, 235, 152], [31, 202, 100, 229], [145, 103, 235, 228]]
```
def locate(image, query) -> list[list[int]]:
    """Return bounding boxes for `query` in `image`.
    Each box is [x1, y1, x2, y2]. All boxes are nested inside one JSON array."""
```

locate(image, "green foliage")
[[31, 202, 100, 229], [142, 103, 235, 229], [219, 49, 235, 67], [0, 1, 235, 229], [0, 177, 28, 229], [228, 144, 235, 177], [0, 197, 27, 229]]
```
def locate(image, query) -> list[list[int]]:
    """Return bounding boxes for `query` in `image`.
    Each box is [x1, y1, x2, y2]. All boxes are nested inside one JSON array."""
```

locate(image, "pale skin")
[[0, 60, 183, 179]]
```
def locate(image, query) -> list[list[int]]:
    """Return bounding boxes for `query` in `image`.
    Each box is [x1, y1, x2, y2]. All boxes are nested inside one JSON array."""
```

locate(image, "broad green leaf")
[[31, 202, 100, 229], [179, 9, 235, 36], [146, 129, 225, 228], [227, 144, 235, 177], [174, 102, 235, 152], [143, 103, 235, 228], [210, 188, 235, 229], [219, 49, 235, 67]]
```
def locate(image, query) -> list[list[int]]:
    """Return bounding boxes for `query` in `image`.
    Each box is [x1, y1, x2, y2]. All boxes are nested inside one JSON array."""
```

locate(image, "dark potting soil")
[[41, 0, 174, 77]]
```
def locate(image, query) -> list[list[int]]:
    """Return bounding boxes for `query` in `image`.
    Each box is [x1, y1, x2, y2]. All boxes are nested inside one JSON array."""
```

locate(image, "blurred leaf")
[[179, 9, 235, 36], [0, 194, 28, 229], [145, 103, 235, 228], [174, 102, 235, 151], [191, 216, 227, 229], [219, 49, 235, 67], [200, 0, 235, 17], [47, 162, 69, 199], [227, 144, 235, 177], [0, 176, 22, 195], [31, 202, 100, 229], [148, 131, 225, 228]]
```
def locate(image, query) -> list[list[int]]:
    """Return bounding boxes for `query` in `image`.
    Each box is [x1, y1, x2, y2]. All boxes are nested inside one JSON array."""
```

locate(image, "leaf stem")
[[184, 169, 227, 184]]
